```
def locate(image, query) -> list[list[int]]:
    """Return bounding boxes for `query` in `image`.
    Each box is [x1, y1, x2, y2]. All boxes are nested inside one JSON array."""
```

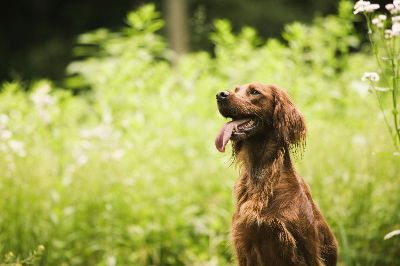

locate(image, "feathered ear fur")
[[271, 86, 306, 151]]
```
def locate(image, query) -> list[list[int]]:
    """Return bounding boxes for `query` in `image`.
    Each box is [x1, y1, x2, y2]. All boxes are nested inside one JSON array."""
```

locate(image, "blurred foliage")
[[0, 0, 338, 82], [0, 245, 45, 266], [0, 0, 137, 82], [188, 0, 338, 51], [1, 1, 400, 265]]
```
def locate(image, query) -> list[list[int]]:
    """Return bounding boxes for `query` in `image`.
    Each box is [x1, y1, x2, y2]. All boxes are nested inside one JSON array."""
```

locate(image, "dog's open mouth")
[[215, 118, 257, 152]]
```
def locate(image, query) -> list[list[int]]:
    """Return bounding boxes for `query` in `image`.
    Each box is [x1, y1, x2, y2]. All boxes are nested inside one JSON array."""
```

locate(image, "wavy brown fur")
[[217, 83, 337, 265]]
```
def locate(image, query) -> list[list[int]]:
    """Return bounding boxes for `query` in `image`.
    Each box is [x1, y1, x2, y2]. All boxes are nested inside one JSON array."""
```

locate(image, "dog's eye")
[[250, 89, 260, 95]]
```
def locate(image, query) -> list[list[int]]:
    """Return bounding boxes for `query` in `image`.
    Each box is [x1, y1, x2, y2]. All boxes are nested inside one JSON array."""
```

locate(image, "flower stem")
[[390, 37, 400, 148], [372, 85, 395, 142]]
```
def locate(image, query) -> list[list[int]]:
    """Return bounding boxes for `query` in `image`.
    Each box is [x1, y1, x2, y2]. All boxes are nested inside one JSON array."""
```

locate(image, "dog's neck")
[[235, 131, 295, 182], [233, 132, 296, 218]]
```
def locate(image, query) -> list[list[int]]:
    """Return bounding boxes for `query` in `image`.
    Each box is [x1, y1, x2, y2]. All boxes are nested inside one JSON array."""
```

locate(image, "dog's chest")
[[231, 215, 307, 265]]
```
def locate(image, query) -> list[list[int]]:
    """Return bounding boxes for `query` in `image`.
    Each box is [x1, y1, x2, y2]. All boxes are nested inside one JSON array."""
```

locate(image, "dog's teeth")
[[245, 120, 254, 128]]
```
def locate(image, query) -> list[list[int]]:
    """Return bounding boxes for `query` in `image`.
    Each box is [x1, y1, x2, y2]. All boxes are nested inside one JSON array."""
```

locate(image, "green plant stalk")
[[395, 35, 400, 145], [390, 37, 400, 148], [372, 86, 394, 140], [379, 31, 398, 142]]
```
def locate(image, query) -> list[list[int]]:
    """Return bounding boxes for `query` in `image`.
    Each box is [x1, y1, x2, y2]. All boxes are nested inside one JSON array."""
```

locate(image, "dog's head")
[[215, 83, 306, 153]]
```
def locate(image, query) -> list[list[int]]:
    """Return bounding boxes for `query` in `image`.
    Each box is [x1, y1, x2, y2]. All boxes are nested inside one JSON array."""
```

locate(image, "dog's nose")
[[216, 91, 230, 100]]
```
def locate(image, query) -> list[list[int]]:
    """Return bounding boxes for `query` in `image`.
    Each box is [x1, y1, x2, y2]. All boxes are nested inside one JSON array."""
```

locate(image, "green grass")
[[0, 2, 399, 265]]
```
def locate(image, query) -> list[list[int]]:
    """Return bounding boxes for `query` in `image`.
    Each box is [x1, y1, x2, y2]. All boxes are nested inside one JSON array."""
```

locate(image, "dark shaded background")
[[0, 0, 353, 83]]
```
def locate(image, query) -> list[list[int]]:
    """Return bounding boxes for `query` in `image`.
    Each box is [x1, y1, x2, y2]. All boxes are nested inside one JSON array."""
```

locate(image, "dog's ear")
[[271, 86, 306, 150]]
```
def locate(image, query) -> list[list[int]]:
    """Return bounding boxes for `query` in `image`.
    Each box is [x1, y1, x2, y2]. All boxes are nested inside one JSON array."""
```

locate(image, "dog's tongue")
[[215, 119, 250, 152]]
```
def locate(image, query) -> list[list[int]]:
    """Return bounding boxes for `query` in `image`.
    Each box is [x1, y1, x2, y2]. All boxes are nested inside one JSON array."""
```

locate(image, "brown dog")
[[215, 83, 337, 266]]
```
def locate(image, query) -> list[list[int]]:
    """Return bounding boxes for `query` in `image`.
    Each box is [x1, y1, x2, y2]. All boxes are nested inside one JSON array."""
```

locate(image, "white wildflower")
[[107, 255, 116, 266], [30, 83, 56, 124], [386, 4, 395, 11], [395, 0, 400, 6], [351, 80, 369, 97], [362, 72, 380, 82], [391, 6, 400, 14], [50, 190, 60, 203], [76, 153, 88, 166], [392, 22, 400, 36], [50, 212, 58, 224], [0, 114, 8, 126], [0, 130, 12, 140], [109, 149, 125, 160], [62, 165, 76, 187], [385, 29, 393, 38], [378, 14, 387, 20], [80, 125, 112, 140], [392, 15, 400, 22], [354, 1, 380, 14], [38, 109, 53, 124], [102, 111, 113, 124], [372, 15, 386, 28], [354, 1, 370, 14], [352, 135, 367, 146], [123, 178, 135, 186], [62, 175, 73, 187], [8, 140, 26, 157], [372, 18, 384, 28], [355, 0, 371, 10], [63, 206, 75, 216], [365, 4, 380, 12], [30, 83, 55, 107]]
